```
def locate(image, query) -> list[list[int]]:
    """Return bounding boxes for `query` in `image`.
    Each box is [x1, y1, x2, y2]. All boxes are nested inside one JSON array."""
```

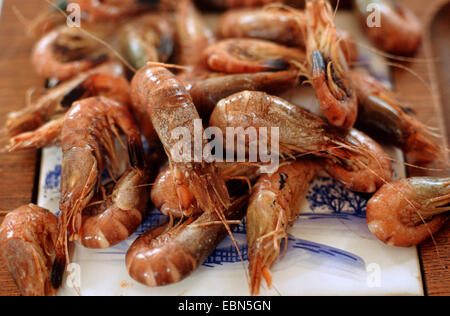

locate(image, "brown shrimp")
[[126, 194, 248, 287], [32, 26, 110, 81], [367, 177, 449, 247], [197, 0, 283, 10], [324, 128, 392, 193], [152, 163, 260, 218], [131, 65, 231, 219], [209, 91, 391, 193], [69, 0, 154, 23], [0, 204, 58, 296], [217, 7, 358, 63], [119, 14, 175, 69], [51, 96, 145, 289], [351, 71, 440, 166], [6, 66, 131, 152], [176, 0, 215, 68], [188, 69, 298, 120], [203, 38, 306, 74], [305, 0, 358, 129], [247, 160, 319, 295], [5, 62, 124, 139], [79, 168, 150, 249], [218, 8, 306, 47], [353, 0, 423, 55]]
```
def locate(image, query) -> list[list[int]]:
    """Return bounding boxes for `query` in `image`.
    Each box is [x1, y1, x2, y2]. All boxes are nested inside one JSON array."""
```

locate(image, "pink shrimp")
[[51, 96, 145, 289], [367, 177, 449, 247], [0, 204, 58, 296], [305, 0, 358, 129]]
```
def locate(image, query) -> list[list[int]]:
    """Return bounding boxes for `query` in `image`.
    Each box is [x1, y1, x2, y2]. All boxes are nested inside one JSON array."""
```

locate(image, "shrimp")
[[367, 177, 449, 247], [79, 167, 150, 249], [131, 65, 231, 220], [176, 0, 214, 68], [324, 129, 392, 193], [51, 96, 145, 289], [188, 69, 298, 119], [119, 14, 175, 69], [209, 91, 391, 193], [353, 0, 423, 55], [218, 8, 306, 47], [217, 7, 358, 63], [126, 194, 248, 287], [351, 71, 440, 166], [305, 0, 358, 129], [32, 26, 110, 81], [69, 0, 155, 23], [6, 68, 131, 152], [152, 163, 260, 218], [196, 0, 283, 10], [203, 38, 306, 74], [0, 204, 58, 296], [5, 62, 124, 139], [247, 160, 319, 295]]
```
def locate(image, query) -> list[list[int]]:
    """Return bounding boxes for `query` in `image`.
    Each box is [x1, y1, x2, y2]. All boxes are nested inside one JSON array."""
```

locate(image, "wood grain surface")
[[0, 0, 448, 296]]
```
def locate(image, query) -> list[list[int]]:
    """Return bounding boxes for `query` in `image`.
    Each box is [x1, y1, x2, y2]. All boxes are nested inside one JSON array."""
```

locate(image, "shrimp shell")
[[247, 160, 319, 295], [367, 177, 449, 247], [79, 168, 150, 249], [0, 204, 58, 296], [126, 194, 248, 287]]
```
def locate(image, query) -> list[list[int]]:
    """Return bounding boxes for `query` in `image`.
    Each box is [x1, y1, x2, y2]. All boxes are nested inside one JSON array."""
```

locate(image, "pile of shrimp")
[[0, 0, 448, 296]]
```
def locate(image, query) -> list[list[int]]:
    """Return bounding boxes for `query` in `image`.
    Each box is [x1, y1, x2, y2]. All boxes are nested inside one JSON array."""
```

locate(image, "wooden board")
[[0, 0, 448, 296]]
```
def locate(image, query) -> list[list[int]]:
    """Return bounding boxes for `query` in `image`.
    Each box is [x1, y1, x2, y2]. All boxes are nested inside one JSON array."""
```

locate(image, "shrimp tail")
[[50, 255, 66, 289]]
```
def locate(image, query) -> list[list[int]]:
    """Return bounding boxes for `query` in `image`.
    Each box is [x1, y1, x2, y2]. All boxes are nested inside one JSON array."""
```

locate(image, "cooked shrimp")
[[69, 0, 154, 23], [51, 96, 145, 289], [6, 63, 124, 136], [0, 204, 58, 296], [126, 194, 248, 287], [119, 14, 175, 69], [6, 69, 131, 152], [79, 168, 150, 249], [352, 71, 440, 166], [353, 0, 423, 55], [324, 129, 392, 193], [367, 177, 449, 247], [176, 0, 214, 68], [218, 8, 358, 62], [5, 62, 124, 139], [218, 8, 306, 47], [204, 38, 306, 74], [131, 65, 231, 220], [305, 0, 357, 129], [32, 26, 110, 81], [197, 0, 283, 10], [247, 160, 318, 295], [210, 91, 391, 193], [188, 69, 298, 119], [152, 163, 260, 218]]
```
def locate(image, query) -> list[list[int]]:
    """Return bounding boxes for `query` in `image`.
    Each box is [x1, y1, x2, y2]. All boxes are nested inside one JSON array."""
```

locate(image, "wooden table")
[[0, 0, 449, 296]]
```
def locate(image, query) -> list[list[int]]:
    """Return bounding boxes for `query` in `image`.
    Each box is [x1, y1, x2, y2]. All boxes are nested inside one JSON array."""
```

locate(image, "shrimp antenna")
[[355, 41, 436, 64], [146, 62, 189, 71]]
